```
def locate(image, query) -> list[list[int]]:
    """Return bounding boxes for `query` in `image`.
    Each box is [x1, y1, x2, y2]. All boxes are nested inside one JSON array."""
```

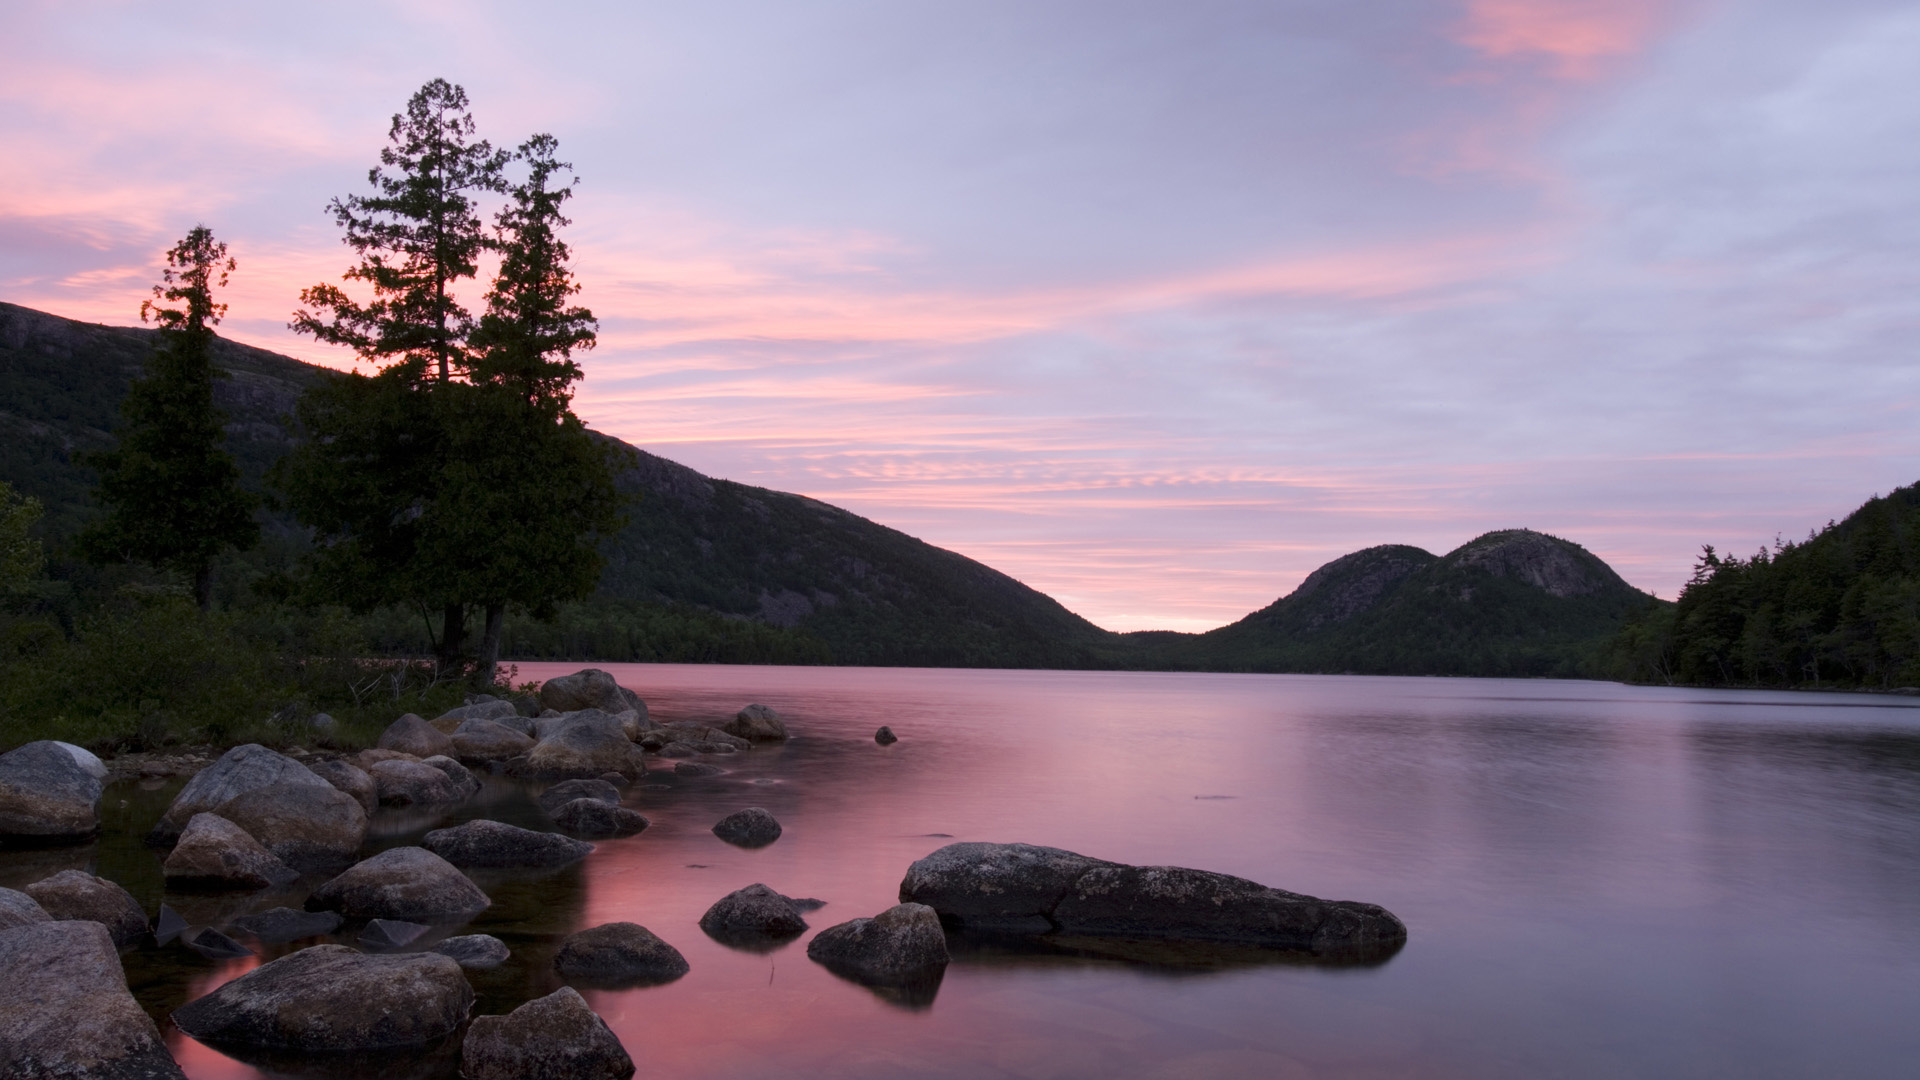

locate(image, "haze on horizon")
[[4, 0, 1916, 632]]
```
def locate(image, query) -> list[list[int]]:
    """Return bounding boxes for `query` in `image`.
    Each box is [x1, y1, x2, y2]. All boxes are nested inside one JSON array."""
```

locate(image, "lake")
[[12, 665, 1920, 1078]]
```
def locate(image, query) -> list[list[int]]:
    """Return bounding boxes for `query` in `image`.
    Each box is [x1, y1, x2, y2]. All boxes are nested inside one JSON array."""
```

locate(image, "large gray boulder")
[[711, 807, 782, 848], [462, 986, 634, 1080], [213, 781, 367, 870], [537, 778, 621, 816], [0, 887, 52, 931], [369, 758, 464, 806], [723, 703, 788, 742], [50, 742, 108, 782], [0, 920, 186, 1079], [553, 922, 688, 987], [375, 713, 453, 758], [899, 842, 1408, 955], [307, 758, 377, 814], [551, 800, 649, 839], [450, 718, 535, 763], [699, 883, 808, 949], [432, 934, 510, 970], [24, 871, 148, 946], [149, 744, 330, 846], [162, 813, 297, 891], [523, 716, 643, 780], [421, 755, 479, 798], [0, 740, 104, 842], [423, 819, 593, 868], [305, 846, 489, 921], [537, 669, 642, 717], [806, 903, 949, 985], [171, 944, 472, 1051], [430, 698, 524, 734]]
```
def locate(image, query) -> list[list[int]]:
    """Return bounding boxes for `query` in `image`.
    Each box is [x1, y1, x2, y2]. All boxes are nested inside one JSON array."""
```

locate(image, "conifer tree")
[[82, 226, 257, 609]]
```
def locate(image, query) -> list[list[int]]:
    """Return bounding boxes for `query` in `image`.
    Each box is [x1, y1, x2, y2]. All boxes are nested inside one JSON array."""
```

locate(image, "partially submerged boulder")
[[0, 886, 51, 931], [537, 778, 620, 816], [24, 870, 148, 946], [433, 933, 510, 970], [874, 725, 898, 745], [0, 740, 104, 843], [806, 903, 949, 985], [430, 698, 524, 734], [898, 842, 1408, 956], [523, 717, 643, 781], [359, 918, 429, 950], [369, 758, 465, 806], [171, 944, 473, 1051], [698, 883, 809, 949], [375, 713, 453, 758], [213, 781, 368, 870], [461, 986, 634, 1080], [307, 759, 378, 814], [149, 744, 330, 846], [423, 819, 593, 868], [711, 807, 782, 848], [421, 755, 480, 798], [537, 669, 641, 717], [186, 927, 253, 959], [724, 703, 788, 742], [0, 920, 186, 1079], [450, 718, 536, 763], [305, 847, 490, 922], [553, 922, 688, 987], [551, 800, 649, 840], [229, 907, 342, 943], [163, 813, 298, 891]]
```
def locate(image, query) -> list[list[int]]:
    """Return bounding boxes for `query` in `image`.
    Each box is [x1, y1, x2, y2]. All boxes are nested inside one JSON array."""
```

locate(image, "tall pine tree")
[[82, 226, 257, 609]]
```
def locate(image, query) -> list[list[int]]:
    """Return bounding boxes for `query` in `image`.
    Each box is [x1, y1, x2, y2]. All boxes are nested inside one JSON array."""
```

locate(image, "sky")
[[4, 0, 1917, 631]]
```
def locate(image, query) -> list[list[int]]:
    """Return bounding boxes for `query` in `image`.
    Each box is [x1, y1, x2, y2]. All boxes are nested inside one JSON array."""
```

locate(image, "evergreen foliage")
[[0, 482, 42, 595], [78, 227, 258, 608]]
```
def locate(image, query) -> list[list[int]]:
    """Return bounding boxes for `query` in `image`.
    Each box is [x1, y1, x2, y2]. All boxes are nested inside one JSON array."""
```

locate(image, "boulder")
[[899, 842, 1409, 955], [0, 886, 51, 931], [186, 927, 253, 959], [461, 987, 634, 1080], [0, 740, 104, 842], [537, 778, 620, 816], [523, 716, 643, 780], [423, 819, 593, 868], [369, 758, 464, 806], [553, 922, 688, 987], [724, 703, 788, 741], [305, 846, 490, 921], [50, 741, 109, 782], [711, 807, 782, 848], [421, 755, 479, 798], [806, 903, 949, 985], [308, 759, 377, 814], [213, 781, 368, 870], [874, 725, 898, 745], [432, 933, 510, 969], [171, 944, 472, 1051], [551, 799, 649, 839], [529, 708, 624, 741], [24, 870, 148, 946], [229, 907, 342, 943], [353, 748, 419, 770], [698, 883, 808, 949], [450, 718, 535, 763], [655, 722, 751, 752], [429, 698, 523, 734], [150, 744, 330, 846], [376, 713, 453, 758], [537, 668, 636, 715], [0, 920, 186, 1079], [162, 812, 298, 891], [359, 918, 429, 950]]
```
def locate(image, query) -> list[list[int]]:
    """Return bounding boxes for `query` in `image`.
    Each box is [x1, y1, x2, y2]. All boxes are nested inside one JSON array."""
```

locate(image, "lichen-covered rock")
[[523, 715, 644, 780], [213, 782, 368, 870], [163, 813, 298, 891], [711, 807, 782, 848], [698, 883, 808, 949], [423, 819, 593, 868], [305, 847, 490, 921], [228, 907, 342, 943], [307, 758, 377, 814], [430, 698, 524, 734], [537, 778, 621, 816], [0, 740, 104, 843], [0, 886, 51, 931], [150, 744, 330, 846], [896, 842, 1111, 934], [723, 703, 788, 741], [450, 718, 535, 763], [462, 986, 634, 1080], [376, 713, 453, 758], [806, 903, 949, 985], [0, 920, 186, 1079], [171, 944, 472, 1051], [432, 934, 510, 969], [554, 922, 688, 986], [24, 870, 148, 946], [369, 758, 465, 806], [537, 669, 638, 716], [551, 799, 649, 840]]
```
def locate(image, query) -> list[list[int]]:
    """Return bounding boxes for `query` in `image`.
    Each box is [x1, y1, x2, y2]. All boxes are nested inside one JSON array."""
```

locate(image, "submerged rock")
[[874, 725, 898, 745], [806, 903, 949, 985], [229, 907, 342, 943], [213, 781, 367, 871], [462, 986, 634, 1080], [0, 920, 186, 1079], [898, 841, 1408, 956], [0, 740, 103, 843], [711, 807, 782, 848], [163, 813, 298, 891], [307, 759, 378, 814], [551, 800, 649, 840], [0, 886, 52, 931], [186, 927, 253, 959], [423, 819, 593, 868], [25, 870, 148, 946], [305, 847, 490, 922], [375, 713, 453, 759], [553, 922, 688, 987], [537, 778, 620, 816], [432, 933, 510, 969], [153, 904, 187, 944], [673, 761, 724, 777], [171, 944, 472, 1051], [359, 918, 430, 950], [698, 883, 809, 949], [724, 703, 788, 741], [149, 744, 329, 846]]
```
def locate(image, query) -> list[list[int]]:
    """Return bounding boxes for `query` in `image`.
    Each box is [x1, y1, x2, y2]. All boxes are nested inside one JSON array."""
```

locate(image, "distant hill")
[[1, 299, 1652, 675]]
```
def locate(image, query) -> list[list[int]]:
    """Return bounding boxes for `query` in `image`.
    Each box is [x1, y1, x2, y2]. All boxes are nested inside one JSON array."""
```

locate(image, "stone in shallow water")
[[432, 933, 510, 969], [154, 903, 188, 943], [229, 907, 342, 943], [213, 782, 367, 871], [699, 884, 810, 951], [360, 918, 430, 950], [711, 807, 782, 848], [674, 761, 724, 777], [806, 902, 950, 986], [553, 922, 688, 987], [537, 778, 620, 816], [874, 725, 898, 745], [149, 743, 328, 846], [187, 927, 254, 959], [724, 703, 789, 741], [462, 986, 634, 1080], [0, 740, 103, 843], [551, 799, 648, 839], [25, 870, 148, 946], [163, 812, 298, 890], [171, 944, 472, 1051], [422, 818, 594, 868], [305, 847, 490, 921], [0, 920, 186, 1079]]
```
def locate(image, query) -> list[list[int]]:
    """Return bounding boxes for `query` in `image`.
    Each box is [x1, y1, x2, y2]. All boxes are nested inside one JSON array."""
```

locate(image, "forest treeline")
[[1605, 483, 1920, 689]]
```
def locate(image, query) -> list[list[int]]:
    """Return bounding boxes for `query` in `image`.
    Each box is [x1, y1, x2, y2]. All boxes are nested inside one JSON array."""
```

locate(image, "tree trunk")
[[192, 562, 213, 612], [477, 603, 505, 689], [438, 602, 467, 676]]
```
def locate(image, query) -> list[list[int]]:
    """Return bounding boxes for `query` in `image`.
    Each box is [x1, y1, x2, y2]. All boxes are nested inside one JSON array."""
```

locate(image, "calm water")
[[9, 666, 1920, 1079]]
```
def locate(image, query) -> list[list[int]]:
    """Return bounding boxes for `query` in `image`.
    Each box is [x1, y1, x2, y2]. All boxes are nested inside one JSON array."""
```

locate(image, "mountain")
[[2, 299, 1651, 675]]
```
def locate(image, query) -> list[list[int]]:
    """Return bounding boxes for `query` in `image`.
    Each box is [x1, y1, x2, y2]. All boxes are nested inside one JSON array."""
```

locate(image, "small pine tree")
[[82, 226, 258, 609]]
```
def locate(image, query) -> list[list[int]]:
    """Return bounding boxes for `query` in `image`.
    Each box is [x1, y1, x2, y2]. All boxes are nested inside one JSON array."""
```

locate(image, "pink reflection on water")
[[165, 955, 259, 1078]]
